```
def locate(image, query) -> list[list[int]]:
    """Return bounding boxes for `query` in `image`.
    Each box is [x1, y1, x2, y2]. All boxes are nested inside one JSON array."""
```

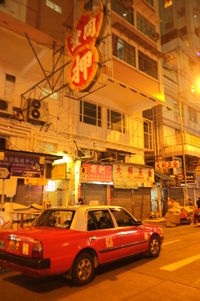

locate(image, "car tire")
[[72, 252, 95, 286], [148, 235, 161, 258]]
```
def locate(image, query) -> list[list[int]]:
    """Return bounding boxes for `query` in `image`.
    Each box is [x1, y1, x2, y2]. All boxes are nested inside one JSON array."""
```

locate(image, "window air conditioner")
[[0, 99, 13, 117], [27, 98, 49, 126]]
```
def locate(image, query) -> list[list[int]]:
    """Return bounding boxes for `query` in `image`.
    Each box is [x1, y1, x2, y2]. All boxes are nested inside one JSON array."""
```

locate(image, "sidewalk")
[[143, 217, 166, 227]]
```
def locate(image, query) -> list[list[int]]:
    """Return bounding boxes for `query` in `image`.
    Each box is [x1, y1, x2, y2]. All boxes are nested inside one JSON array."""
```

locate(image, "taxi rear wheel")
[[72, 252, 95, 286], [148, 235, 161, 257]]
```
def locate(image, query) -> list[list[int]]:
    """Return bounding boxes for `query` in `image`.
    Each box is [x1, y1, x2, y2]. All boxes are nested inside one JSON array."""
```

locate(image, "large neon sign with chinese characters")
[[66, 1, 103, 91]]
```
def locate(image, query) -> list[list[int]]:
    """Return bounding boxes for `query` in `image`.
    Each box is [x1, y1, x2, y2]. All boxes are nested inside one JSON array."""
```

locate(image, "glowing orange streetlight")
[[190, 78, 200, 94]]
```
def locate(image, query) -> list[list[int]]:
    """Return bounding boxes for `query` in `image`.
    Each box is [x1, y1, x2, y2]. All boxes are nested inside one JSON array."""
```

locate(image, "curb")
[[0, 266, 10, 274]]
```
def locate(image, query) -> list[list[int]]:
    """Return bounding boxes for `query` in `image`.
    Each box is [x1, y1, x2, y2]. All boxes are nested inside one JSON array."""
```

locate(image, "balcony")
[[134, 0, 159, 24], [75, 111, 153, 153], [163, 131, 200, 157], [111, 11, 161, 56]]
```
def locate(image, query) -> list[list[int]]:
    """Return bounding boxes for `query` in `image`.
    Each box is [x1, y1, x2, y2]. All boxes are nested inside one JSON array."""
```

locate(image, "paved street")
[[1, 224, 200, 301]]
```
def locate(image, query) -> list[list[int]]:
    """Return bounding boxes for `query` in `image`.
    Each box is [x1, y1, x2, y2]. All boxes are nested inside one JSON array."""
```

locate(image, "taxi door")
[[86, 209, 122, 264], [110, 208, 148, 257]]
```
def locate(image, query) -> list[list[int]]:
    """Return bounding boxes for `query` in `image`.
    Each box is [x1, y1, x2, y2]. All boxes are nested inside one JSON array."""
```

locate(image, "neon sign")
[[66, 1, 103, 91]]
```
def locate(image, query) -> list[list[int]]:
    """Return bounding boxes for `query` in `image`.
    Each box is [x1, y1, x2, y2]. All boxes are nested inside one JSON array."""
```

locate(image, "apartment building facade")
[[145, 0, 200, 205], [0, 0, 164, 219]]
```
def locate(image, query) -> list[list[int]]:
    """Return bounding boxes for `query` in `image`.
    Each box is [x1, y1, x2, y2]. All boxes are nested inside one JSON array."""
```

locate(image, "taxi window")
[[87, 210, 114, 231], [111, 208, 137, 227], [33, 210, 74, 228]]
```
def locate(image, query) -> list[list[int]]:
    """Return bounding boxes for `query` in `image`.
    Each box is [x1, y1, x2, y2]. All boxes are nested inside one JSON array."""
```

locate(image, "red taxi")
[[0, 206, 163, 285]]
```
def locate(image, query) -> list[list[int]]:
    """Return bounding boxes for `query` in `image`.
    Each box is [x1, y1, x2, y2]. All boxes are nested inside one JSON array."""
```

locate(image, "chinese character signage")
[[66, 0, 103, 91], [0, 154, 44, 178], [113, 164, 154, 189], [81, 163, 112, 182], [155, 160, 180, 171]]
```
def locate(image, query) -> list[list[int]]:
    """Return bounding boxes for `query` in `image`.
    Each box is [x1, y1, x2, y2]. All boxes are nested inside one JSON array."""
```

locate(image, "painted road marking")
[[162, 239, 181, 246], [160, 255, 200, 271]]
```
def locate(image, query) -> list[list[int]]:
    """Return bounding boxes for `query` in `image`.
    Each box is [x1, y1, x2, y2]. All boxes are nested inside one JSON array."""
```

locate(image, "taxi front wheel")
[[72, 252, 95, 286], [148, 235, 161, 257]]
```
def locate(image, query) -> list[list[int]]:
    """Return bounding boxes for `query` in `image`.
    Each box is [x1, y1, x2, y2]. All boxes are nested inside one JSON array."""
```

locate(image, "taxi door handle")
[[89, 236, 96, 242]]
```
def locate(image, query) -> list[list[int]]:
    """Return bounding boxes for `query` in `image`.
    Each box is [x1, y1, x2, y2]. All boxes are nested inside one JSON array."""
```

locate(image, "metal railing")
[[164, 131, 200, 148], [78, 111, 153, 151]]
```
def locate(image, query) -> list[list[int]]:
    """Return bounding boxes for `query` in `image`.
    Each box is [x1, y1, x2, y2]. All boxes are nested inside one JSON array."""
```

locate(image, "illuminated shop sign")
[[0, 154, 44, 178], [66, 1, 103, 91], [113, 164, 154, 189], [155, 160, 180, 171], [81, 163, 112, 182]]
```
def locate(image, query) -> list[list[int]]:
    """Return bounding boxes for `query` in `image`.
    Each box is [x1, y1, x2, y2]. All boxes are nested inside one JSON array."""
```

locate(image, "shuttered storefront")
[[81, 183, 107, 205], [110, 188, 133, 214], [14, 179, 43, 206], [111, 187, 151, 220], [168, 187, 184, 205]]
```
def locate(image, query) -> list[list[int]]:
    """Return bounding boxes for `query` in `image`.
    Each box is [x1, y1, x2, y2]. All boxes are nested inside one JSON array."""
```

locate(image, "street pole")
[[177, 75, 188, 205], [0, 179, 5, 210]]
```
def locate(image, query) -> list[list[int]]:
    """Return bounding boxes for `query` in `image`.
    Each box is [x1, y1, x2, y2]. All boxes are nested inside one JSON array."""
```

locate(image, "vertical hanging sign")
[[66, 1, 103, 91]]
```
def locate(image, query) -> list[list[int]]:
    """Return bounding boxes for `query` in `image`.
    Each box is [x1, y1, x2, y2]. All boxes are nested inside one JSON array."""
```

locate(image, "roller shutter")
[[81, 183, 107, 205], [111, 187, 151, 220], [14, 179, 43, 206]]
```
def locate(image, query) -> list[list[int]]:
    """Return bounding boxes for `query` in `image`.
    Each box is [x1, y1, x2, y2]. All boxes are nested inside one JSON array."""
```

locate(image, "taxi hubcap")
[[77, 258, 92, 281], [150, 238, 159, 255]]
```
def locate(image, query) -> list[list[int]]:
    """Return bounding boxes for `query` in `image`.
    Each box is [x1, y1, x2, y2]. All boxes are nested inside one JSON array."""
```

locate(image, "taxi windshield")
[[33, 210, 75, 229]]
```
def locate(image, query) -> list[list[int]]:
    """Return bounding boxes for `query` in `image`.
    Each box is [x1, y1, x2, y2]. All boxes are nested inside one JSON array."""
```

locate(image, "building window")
[[138, 51, 158, 79], [45, 0, 62, 14], [145, 0, 154, 7], [144, 119, 152, 149], [80, 101, 101, 127], [107, 109, 125, 133], [112, 34, 136, 67], [136, 12, 157, 41], [188, 107, 197, 123], [177, 7, 185, 18], [111, 0, 134, 25], [165, 21, 174, 30], [164, 0, 173, 8]]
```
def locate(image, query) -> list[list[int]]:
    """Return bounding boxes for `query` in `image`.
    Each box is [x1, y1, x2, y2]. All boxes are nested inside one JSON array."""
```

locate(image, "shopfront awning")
[[155, 170, 172, 181], [2, 150, 63, 161]]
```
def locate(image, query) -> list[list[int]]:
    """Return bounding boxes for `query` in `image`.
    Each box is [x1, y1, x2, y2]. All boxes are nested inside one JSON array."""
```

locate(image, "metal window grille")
[[138, 50, 158, 79], [112, 34, 136, 67], [136, 12, 156, 41], [80, 100, 101, 127], [111, 0, 134, 25]]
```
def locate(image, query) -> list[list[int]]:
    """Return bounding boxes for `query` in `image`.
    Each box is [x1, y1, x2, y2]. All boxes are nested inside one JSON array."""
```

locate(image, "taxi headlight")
[[0, 217, 3, 226]]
